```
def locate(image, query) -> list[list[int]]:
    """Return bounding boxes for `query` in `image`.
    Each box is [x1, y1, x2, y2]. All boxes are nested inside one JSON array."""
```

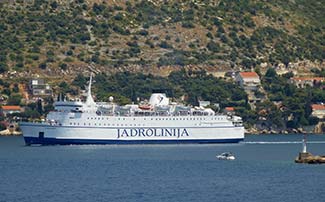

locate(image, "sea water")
[[0, 134, 324, 202]]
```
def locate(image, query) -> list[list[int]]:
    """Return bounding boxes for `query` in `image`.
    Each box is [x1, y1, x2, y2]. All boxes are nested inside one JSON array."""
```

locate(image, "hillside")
[[0, 0, 325, 78]]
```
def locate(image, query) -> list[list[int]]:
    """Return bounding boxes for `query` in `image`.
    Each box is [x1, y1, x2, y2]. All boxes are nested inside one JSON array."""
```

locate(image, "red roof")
[[225, 107, 235, 111], [291, 77, 324, 81], [311, 104, 325, 110], [239, 72, 259, 78], [1, 106, 21, 111]]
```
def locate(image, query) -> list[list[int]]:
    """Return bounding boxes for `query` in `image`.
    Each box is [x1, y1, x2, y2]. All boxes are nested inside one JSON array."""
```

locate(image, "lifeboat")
[[139, 105, 152, 110]]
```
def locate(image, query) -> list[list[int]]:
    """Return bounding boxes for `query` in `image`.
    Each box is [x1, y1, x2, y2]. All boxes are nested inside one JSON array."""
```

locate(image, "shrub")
[[39, 62, 47, 69], [207, 41, 220, 52], [182, 22, 195, 28], [138, 29, 148, 36], [59, 63, 68, 70], [159, 41, 172, 49]]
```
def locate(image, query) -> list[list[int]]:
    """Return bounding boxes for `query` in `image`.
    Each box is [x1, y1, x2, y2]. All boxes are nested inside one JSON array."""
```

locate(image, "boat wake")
[[244, 141, 325, 144]]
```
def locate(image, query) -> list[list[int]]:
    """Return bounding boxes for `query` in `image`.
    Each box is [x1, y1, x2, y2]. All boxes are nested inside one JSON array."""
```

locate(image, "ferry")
[[20, 76, 244, 145]]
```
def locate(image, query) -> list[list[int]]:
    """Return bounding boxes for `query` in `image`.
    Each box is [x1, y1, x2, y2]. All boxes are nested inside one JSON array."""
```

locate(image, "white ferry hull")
[[20, 122, 244, 145]]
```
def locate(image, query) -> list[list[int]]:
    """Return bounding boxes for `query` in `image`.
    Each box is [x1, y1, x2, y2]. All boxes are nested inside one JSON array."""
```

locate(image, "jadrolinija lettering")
[[117, 128, 189, 138]]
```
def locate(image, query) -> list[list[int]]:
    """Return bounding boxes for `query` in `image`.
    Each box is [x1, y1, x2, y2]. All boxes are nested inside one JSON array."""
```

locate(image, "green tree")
[[7, 94, 22, 105]]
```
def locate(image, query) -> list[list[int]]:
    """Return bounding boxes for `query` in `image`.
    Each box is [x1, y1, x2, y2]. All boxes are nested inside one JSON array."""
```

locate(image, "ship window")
[[84, 123, 86, 125], [89, 123, 91, 125], [91, 117, 93, 120], [117, 124, 119, 126], [70, 123, 72, 125], [94, 123, 96, 126]]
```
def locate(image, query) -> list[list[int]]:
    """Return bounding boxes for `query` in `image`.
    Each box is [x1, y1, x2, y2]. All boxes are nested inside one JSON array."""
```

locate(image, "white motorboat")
[[216, 152, 235, 160]]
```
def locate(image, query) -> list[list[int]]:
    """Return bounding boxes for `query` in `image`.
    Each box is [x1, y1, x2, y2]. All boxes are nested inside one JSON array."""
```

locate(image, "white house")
[[29, 79, 53, 96], [0, 105, 22, 117], [311, 104, 325, 119], [235, 72, 261, 91], [290, 77, 324, 88]]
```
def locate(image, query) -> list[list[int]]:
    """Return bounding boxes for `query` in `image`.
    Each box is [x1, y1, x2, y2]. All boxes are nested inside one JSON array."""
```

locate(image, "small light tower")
[[302, 134, 307, 153]]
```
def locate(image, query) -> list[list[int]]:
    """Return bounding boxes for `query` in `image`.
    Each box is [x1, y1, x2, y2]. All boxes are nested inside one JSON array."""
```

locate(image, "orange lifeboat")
[[139, 105, 152, 110]]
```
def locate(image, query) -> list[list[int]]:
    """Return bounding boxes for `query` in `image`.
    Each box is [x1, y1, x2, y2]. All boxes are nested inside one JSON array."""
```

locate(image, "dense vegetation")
[[0, 0, 325, 73], [259, 69, 324, 128]]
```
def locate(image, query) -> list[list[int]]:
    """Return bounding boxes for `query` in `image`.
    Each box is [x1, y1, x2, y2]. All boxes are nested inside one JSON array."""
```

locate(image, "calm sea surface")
[[0, 134, 325, 202]]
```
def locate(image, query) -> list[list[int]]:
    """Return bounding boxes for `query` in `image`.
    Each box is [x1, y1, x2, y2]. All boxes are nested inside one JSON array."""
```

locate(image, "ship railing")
[[233, 121, 243, 127]]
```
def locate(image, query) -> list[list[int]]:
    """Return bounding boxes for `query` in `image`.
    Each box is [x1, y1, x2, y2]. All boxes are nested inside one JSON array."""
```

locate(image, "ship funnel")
[[149, 93, 169, 106], [86, 73, 96, 106]]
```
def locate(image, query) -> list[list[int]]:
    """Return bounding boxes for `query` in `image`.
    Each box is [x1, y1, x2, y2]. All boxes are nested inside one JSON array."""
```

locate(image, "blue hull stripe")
[[24, 137, 244, 145]]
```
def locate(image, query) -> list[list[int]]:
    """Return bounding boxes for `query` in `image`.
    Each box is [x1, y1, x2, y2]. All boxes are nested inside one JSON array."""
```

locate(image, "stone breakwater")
[[0, 129, 22, 136], [295, 152, 325, 164]]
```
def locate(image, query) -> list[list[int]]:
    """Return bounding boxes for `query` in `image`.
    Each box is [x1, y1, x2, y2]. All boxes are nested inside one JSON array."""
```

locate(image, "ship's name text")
[[117, 128, 189, 139]]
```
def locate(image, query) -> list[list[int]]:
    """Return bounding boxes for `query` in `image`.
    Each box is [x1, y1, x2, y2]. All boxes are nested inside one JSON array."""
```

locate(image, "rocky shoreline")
[[246, 121, 325, 135]]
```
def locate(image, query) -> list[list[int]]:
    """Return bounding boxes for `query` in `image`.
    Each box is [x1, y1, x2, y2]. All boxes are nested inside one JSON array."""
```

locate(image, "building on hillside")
[[235, 72, 263, 109], [246, 91, 263, 109], [0, 105, 23, 117], [311, 104, 325, 120], [224, 107, 235, 115], [199, 101, 210, 107], [235, 72, 261, 91], [29, 78, 53, 97], [290, 77, 325, 88]]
